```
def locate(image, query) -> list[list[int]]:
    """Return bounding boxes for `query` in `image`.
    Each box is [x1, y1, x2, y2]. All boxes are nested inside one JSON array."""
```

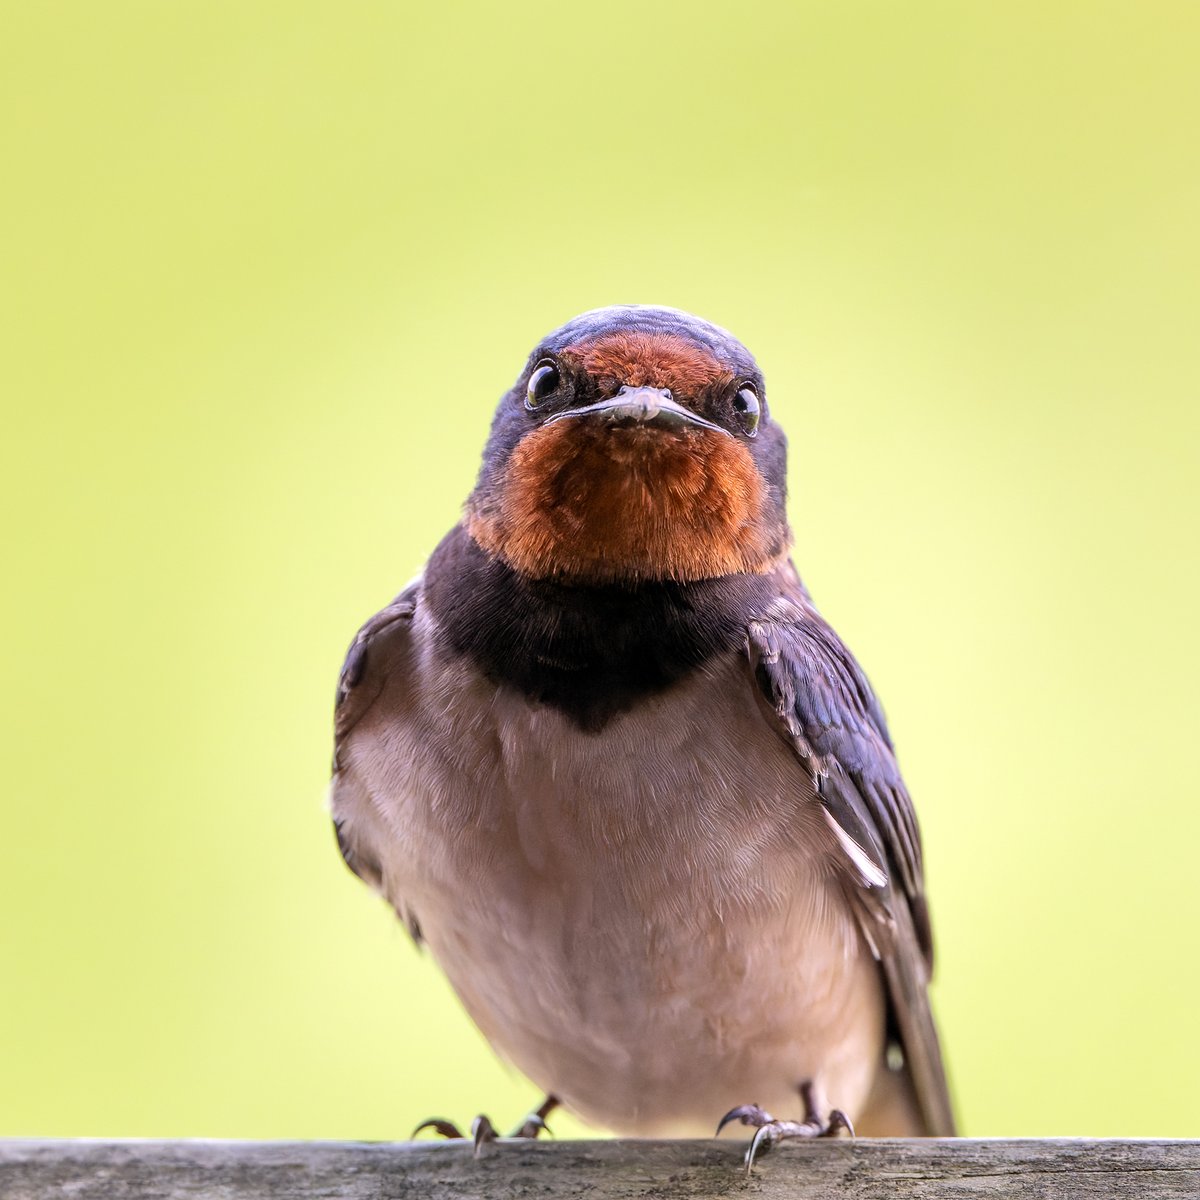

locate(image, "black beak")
[[545, 386, 730, 436]]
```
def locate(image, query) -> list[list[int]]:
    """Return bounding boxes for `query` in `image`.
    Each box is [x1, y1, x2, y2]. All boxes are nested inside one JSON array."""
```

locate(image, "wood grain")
[[2, 1138, 1197, 1199]]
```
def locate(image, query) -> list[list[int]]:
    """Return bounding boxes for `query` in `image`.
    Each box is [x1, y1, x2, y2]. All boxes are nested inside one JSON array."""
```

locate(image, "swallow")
[[330, 305, 955, 1168]]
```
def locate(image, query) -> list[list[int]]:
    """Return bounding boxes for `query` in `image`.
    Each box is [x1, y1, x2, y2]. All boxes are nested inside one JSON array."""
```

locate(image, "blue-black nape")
[[538, 305, 760, 375]]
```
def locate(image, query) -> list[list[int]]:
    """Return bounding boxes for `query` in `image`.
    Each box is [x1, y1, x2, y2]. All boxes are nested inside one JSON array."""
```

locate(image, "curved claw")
[[471, 1114, 498, 1157], [745, 1124, 776, 1174], [825, 1109, 854, 1138], [509, 1113, 552, 1139], [412, 1118, 466, 1140], [716, 1103, 772, 1137]]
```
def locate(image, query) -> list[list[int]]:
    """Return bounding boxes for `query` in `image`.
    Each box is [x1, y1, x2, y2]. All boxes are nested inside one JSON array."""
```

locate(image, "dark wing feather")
[[746, 592, 956, 1136]]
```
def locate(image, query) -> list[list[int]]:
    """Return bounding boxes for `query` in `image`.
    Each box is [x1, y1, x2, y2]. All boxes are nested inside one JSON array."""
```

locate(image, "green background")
[[2, 2, 1197, 1139]]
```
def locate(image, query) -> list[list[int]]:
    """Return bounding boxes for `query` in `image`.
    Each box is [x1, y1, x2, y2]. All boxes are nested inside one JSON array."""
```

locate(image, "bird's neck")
[[423, 525, 779, 731]]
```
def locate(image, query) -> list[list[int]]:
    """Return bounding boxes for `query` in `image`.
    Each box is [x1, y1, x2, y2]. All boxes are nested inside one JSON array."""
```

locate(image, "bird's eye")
[[733, 386, 760, 436], [525, 361, 560, 410]]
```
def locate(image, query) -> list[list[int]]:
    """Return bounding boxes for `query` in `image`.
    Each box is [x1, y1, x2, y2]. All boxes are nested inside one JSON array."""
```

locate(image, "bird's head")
[[466, 305, 791, 585]]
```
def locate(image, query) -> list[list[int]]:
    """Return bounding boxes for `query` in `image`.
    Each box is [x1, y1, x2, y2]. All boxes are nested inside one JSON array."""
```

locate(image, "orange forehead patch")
[[467, 420, 783, 584], [562, 332, 735, 399]]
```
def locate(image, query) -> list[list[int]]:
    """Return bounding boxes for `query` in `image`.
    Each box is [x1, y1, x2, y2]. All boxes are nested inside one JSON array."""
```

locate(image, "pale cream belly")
[[339, 628, 887, 1135], [419, 861, 885, 1135]]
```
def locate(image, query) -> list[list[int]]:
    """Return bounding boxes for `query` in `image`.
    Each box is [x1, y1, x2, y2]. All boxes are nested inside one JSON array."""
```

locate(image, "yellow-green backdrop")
[[2, 2, 1197, 1140]]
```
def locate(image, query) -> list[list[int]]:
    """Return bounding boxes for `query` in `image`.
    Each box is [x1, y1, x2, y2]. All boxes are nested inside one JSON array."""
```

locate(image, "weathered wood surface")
[[1, 1139, 1197, 1200]]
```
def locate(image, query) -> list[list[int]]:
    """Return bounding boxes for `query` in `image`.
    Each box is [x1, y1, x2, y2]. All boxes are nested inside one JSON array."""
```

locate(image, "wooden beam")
[[2, 1138, 1197, 1199]]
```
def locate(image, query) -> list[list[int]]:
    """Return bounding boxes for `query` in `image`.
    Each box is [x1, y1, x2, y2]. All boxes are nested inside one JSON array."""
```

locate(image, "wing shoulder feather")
[[332, 582, 420, 771], [329, 582, 420, 914]]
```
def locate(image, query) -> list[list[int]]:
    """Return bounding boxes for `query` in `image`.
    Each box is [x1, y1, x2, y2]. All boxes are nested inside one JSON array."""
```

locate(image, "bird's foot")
[[717, 1082, 853, 1174], [413, 1095, 558, 1156]]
